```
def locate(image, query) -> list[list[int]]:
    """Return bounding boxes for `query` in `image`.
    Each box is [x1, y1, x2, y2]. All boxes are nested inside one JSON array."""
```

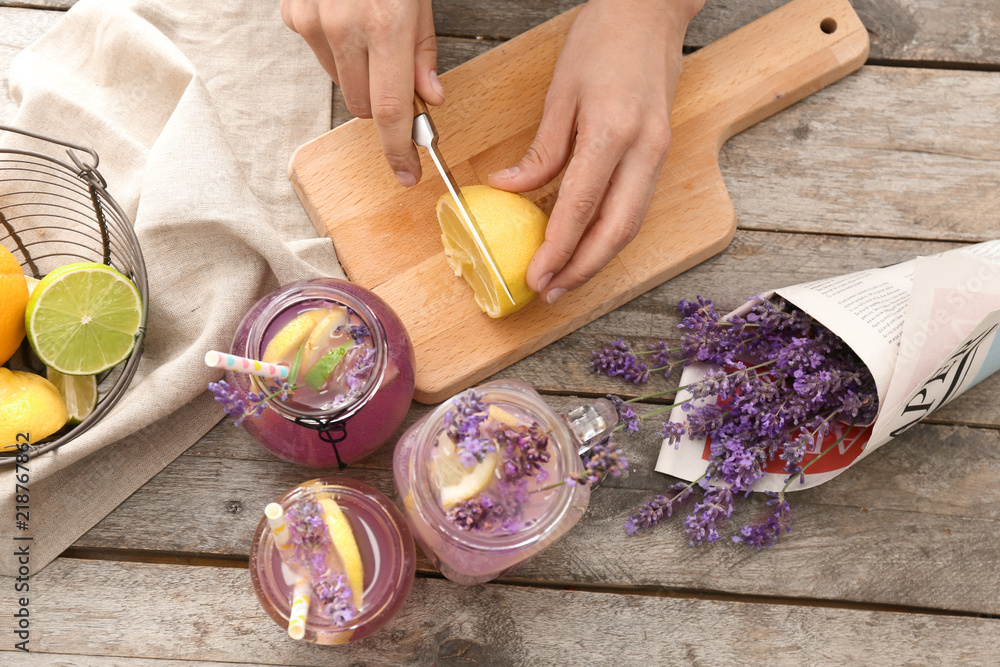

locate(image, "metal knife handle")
[[412, 94, 436, 149]]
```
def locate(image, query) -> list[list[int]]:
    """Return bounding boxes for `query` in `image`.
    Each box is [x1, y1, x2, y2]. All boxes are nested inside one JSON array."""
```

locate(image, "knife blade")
[[411, 94, 516, 307]]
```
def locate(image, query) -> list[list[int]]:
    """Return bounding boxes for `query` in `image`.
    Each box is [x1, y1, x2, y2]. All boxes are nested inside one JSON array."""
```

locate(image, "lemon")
[[301, 306, 349, 370], [432, 431, 499, 509], [316, 496, 364, 610], [0, 368, 69, 453], [436, 185, 548, 318], [25, 263, 143, 376], [0, 246, 28, 365], [261, 308, 330, 366], [47, 368, 98, 426]]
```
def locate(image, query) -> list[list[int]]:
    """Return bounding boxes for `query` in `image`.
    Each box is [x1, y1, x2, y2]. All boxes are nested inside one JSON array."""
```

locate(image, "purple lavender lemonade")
[[229, 279, 415, 467], [250, 477, 416, 644], [393, 380, 609, 585]]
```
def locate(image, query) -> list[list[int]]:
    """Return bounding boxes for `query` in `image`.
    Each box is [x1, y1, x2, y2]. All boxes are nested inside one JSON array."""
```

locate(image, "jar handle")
[[563, 399, 618, 455]]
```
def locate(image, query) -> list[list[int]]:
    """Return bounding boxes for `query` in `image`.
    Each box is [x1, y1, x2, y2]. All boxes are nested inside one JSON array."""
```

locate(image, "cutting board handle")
[[673, 0, 869, 152]]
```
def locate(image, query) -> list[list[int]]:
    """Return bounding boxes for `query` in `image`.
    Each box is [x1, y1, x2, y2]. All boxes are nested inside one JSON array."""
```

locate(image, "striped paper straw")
[[204, 350, 289, 380], [287, 577, 312, 640], [265, 503, 293, 553]]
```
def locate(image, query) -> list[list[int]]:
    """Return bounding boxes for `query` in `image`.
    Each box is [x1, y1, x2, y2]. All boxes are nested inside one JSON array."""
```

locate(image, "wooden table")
[[4, 1, 1000, 664]]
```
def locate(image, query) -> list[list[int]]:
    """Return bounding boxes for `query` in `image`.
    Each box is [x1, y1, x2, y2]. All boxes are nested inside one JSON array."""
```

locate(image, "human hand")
[[488, 0, 704, 304], [280, 0, 445, 186]]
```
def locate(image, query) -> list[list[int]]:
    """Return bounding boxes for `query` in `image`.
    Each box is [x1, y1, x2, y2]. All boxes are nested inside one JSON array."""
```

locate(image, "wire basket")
[[1, 124, 149, 463]]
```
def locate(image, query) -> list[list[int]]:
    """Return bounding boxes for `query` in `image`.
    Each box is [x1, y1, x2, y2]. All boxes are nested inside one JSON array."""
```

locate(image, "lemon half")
[[436, 185, 547, 318]]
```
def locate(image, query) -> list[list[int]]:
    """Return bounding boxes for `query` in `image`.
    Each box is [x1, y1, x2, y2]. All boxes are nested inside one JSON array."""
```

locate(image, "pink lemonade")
[[250, 477, 416, 644], [229, 279, 415, 467], [393, 380, 615, 585]]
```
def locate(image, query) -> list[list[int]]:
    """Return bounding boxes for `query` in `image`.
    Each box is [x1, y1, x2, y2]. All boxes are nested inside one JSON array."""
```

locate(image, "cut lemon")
[[432, 431, 499, 509], [25, 263, 143, 375], [436, 185, 548, 318], [301, 306, 349, 370], [0, 368, 68, 453], [46, 367, 98, 426], [260, 308, 330, 366], [316, 496, 364, 610]]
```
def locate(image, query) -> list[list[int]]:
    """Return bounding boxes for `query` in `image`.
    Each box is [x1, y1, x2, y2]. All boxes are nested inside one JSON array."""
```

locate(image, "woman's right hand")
[[280, 0, 445, 187]]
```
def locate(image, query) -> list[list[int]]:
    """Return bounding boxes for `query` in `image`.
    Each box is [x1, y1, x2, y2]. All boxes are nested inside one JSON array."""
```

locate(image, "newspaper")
[[655, 240, 1000, 492]]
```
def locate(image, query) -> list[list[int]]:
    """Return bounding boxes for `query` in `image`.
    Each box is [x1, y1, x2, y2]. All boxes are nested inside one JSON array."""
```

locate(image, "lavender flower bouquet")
[[604, 240, 1000, 548]]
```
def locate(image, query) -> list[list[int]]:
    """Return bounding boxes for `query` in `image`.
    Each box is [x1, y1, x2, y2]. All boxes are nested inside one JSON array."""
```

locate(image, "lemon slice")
[[301, 306, 350, 370], [46, 368, 98, 426], [437, 185, 548, 318], [24, 263, 143, 376], [316, 496, 364, 611], [261, 308, 330, 366], [432, 432, 499, 509], [0, 368, 68, 453]]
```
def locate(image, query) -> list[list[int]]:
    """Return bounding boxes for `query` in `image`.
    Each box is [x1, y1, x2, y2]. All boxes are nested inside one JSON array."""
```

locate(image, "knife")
[[411, 94, 516, 306]]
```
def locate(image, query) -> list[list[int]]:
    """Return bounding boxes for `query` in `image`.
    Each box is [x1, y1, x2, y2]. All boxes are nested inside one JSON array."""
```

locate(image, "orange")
[[0, 245, 28, 365]]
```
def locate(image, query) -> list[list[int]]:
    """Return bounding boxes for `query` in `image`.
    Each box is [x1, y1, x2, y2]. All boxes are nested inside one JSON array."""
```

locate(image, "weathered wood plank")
[[6, 558, 999, 666], [77, 402, 1000, 616], [721, 65, 1000, 243], [426, 0, 1000, 66], [0, 8, 64, 121]]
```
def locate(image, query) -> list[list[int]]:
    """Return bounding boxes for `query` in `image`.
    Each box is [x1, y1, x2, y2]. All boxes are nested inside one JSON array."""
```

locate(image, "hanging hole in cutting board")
[[820, 18, 838, 34]]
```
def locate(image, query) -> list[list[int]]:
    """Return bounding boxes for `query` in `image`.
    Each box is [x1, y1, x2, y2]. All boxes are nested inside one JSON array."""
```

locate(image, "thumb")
[[488, 108, 575, 193]]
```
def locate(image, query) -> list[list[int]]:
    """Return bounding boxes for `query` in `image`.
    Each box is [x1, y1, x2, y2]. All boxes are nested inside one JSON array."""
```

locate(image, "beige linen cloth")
[[0, 0, 344, 574]]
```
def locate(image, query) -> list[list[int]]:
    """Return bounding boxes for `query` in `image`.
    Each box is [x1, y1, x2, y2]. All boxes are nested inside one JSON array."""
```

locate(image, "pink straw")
[[204, 350, 289, 381]]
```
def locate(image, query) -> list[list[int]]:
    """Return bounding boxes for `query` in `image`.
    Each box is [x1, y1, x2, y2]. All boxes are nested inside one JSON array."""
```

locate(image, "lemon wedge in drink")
[[436, 185, 548, 318], [261, 308, 330, 366], [24, 263, 142, 376], [432, 431, 499, 509], [0, 368, 68, 454], [46, 368, 98, 426], [316, 496, 364, 610]]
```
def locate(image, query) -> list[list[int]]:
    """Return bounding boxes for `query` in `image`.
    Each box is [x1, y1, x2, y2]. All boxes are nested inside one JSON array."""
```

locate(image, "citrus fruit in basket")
[[0, 367, 69, 452], [0, 245, 29, 365], [436, 185, 548, 318], [25, 262, 143, 376]]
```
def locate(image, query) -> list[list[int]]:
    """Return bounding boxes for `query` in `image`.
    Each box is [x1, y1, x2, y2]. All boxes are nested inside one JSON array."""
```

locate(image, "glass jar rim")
[[407, 384, 582, 552], [244, 280, 388, 424], [251, 478, 412, 636]]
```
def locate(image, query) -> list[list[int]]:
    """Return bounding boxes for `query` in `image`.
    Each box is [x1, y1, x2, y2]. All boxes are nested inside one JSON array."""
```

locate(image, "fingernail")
[[429, 70, 445, 100], [491, 166, 520, 179], [535, 272, 553, 293], [546, 287, 566, 305], [395, 171, 416, 187]]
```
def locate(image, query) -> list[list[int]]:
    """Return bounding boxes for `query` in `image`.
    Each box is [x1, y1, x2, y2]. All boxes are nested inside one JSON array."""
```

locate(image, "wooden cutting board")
[[289, 0, 869, 403]]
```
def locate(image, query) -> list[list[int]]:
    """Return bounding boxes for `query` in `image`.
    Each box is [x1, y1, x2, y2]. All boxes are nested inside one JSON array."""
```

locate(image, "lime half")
[[26, 263, 143, 375], [47, 368, 99, 425]]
